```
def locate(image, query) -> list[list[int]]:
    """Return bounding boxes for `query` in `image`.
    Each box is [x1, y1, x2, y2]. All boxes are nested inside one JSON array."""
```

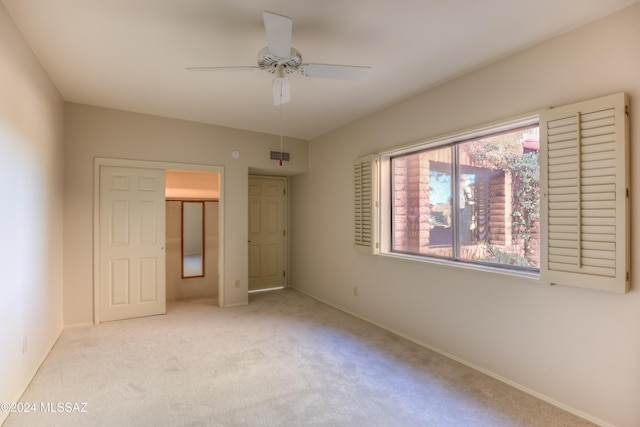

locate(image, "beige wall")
[[291, 4, 640, 427], [166, 201, 219, 301], [0, 4, 64, 424], [64, 103, 308, 325]]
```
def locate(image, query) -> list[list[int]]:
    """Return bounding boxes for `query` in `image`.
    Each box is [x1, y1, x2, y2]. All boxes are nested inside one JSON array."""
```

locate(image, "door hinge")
[[283, 188, 286, 195], [283, 229, 286, 236], [283, 270, 286, 277]]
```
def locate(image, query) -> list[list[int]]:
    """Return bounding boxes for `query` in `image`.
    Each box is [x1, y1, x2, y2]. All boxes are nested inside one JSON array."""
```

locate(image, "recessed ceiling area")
[[2, 0, 638, 140]]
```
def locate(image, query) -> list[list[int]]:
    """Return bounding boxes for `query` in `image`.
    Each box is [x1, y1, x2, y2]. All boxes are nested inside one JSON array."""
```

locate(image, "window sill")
[[380, 250, 541, 283]]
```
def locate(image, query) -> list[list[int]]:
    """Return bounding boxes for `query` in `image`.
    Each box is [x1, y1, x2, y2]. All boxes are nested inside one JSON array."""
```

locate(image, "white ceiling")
[[3, 0, 638, 140]]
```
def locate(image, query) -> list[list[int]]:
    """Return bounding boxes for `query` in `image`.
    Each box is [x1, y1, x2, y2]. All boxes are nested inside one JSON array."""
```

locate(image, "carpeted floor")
[[4, 289, 594, 427]]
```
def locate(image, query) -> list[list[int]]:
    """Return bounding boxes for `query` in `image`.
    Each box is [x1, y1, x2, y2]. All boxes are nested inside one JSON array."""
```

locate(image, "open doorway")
[[166, 170, 220, 305]]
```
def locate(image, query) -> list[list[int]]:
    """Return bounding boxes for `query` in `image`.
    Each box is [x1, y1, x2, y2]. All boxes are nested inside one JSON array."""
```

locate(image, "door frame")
[[94, 158, 225, 324]]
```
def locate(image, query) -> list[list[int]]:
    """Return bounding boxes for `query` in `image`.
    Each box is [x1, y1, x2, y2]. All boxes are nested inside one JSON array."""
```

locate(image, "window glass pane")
[[388, 124, 539, 271], [458, 127, 540, 268], [429, 169, 452, 248], [391, 146, 453, 257]]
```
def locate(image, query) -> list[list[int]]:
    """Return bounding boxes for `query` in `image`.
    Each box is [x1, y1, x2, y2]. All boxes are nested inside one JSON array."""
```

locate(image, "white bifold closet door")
[[99, 166, 166, 322]]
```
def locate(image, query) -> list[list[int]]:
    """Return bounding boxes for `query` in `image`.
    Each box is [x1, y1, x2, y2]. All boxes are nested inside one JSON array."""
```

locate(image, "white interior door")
[[99, 166, 166, 322], [248, 176, 286, 291]]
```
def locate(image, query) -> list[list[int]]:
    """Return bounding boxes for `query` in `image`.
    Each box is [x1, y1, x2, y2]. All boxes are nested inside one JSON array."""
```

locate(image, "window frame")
[[378, 114, 541, 277]]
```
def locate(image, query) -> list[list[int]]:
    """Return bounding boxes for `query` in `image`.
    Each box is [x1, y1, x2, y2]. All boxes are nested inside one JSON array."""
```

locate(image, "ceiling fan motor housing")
[[258, 47, 301, 75]]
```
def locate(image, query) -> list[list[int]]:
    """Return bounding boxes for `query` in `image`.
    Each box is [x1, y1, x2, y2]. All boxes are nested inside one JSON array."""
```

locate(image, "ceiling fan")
[[187, 11, 372, 105]]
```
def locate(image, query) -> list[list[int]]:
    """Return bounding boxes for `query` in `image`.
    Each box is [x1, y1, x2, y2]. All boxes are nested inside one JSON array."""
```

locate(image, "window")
[[357, 93, 629, 292], [387, 122, 540, 272]]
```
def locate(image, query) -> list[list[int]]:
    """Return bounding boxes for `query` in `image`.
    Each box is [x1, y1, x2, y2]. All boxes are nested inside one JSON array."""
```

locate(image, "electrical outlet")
[[353, 286, 358, 297], [235, 280, 240, 288]]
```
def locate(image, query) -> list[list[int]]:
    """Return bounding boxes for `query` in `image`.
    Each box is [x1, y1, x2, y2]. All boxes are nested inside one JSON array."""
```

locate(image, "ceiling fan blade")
[[186, 66, 261, 72], [273, 77, 291, 105], [263, 11, 292, 58], [299, 64, 372, 81]]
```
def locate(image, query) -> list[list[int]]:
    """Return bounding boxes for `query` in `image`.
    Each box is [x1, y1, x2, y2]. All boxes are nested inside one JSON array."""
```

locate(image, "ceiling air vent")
[[270, 151, 290, 162]]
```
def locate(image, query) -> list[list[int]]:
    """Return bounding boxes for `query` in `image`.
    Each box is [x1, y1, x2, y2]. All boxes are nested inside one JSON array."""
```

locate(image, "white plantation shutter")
[[354, 155, 378, 254], [540, 92, 630, 293]]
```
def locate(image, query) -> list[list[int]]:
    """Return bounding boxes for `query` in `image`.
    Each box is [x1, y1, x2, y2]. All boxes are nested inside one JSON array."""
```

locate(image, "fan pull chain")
[[279, 85, 283, 166]]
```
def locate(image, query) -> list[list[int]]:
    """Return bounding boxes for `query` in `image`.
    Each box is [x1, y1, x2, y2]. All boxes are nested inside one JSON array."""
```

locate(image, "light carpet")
[[4, 289, 594, 427]]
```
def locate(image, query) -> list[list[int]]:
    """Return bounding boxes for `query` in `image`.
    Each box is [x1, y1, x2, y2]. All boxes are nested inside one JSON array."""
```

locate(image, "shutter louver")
[[540, 93, 629, 293], [354, 155, 378, 254]]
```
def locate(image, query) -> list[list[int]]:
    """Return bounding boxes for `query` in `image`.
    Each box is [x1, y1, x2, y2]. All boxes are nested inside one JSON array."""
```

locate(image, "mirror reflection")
[[182, 201, 204, 278]]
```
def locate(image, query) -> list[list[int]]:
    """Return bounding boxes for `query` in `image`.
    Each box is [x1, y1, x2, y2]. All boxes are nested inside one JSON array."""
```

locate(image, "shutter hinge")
[[627, 188, 630, 198], [626, 104, 629, 116], [375, 242, 379, 249]]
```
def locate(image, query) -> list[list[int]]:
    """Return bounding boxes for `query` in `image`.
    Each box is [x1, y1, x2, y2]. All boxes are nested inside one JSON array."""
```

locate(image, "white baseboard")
[[64, 322, 94, 329], [2, 328, 63, 426], [222, 302, 248, 308]]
